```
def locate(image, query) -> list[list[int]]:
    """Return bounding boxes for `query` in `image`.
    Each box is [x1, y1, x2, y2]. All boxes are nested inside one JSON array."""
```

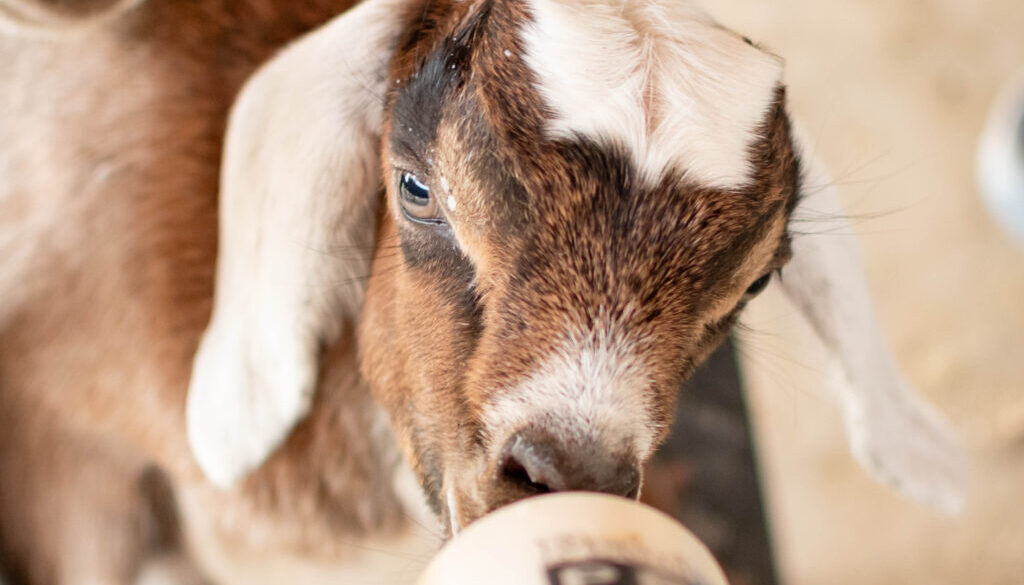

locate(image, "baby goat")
[[0, 0, 966, 583]]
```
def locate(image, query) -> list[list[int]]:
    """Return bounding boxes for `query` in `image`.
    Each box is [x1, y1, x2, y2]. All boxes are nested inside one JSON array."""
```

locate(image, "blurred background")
[[705, 0, 1024, 583]]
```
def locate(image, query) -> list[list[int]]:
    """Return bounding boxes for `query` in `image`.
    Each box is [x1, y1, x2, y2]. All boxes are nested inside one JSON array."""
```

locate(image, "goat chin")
[[0, 0, 966, 583]]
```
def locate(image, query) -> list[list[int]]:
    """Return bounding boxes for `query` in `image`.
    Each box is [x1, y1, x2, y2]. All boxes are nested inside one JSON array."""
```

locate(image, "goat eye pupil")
[[399, 171, 442, 223], [400, 172, 430, 205], [745, 273, 771, 297]]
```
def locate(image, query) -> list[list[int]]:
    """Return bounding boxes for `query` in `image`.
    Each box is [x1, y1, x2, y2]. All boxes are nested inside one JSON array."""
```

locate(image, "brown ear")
[[186, 0, 405, 488], [778, 128, 968, 514], [0, 0, 141, 33]]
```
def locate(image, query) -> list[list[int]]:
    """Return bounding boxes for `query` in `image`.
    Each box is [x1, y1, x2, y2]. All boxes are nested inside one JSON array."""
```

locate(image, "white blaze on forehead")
[[484, 334, 658, 458], [521, 0, 784, 189]]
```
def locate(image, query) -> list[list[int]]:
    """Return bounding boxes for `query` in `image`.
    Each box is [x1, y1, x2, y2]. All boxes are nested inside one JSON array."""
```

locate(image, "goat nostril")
[[499, 452, 553, 495], [496, 431, 642, 500]]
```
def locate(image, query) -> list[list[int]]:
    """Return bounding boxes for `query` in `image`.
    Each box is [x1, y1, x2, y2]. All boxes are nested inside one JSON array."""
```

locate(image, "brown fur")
[[0, 1, 410, 583], [362, 0, 799, 527], [0, 0, 799, 582]]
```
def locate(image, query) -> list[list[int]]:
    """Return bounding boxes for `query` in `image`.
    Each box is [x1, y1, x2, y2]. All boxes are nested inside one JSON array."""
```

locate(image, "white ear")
[[778, 132, 968, 514], [187, 0, 405, 489]]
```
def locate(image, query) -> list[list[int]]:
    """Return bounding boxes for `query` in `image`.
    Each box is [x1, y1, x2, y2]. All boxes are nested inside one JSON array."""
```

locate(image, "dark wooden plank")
[[642, 338, 778, 585]]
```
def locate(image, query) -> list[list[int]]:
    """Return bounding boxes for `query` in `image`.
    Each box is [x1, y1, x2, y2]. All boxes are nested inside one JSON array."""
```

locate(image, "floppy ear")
[[0, 0, 141, 33], [778, 131, 968, 514], [187, 0, 405, 488]]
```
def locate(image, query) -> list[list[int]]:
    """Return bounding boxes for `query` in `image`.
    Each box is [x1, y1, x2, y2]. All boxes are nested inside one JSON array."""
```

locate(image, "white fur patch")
[[0, 0, 144, 36], [521, 0, 783, 188], [445, 487, 462, 535], [484, 333, 658, 459]]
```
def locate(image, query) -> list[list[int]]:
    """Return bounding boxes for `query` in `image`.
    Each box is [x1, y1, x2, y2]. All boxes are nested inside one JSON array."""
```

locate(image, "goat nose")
[[497, 429, 641, 499]]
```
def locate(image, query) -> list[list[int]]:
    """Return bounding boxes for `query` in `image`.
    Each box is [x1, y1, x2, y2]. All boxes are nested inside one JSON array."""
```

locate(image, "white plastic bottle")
[[418, 493, 729, 585]]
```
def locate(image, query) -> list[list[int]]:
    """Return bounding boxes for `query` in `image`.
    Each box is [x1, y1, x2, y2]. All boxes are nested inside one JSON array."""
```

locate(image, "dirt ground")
[[708, 0, 1024, 583]]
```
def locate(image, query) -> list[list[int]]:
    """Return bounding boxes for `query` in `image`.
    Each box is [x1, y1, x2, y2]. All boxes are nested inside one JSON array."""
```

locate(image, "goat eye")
[[744, 273, 771, 299], [399, 172, 441, 223]]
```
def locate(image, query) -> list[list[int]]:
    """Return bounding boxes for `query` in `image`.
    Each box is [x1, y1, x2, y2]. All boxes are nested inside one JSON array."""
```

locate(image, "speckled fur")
[[362, 0, 799, 528]]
